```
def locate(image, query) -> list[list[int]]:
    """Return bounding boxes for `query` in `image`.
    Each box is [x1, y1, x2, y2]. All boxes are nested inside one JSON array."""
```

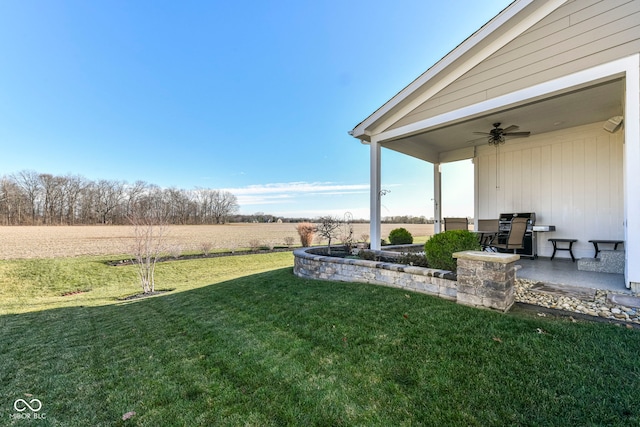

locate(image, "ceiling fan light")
[[488, 134, 505, 146]]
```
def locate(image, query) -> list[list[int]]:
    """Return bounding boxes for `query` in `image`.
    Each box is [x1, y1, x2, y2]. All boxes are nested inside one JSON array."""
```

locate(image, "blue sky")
[[0, 0, 513, 219]]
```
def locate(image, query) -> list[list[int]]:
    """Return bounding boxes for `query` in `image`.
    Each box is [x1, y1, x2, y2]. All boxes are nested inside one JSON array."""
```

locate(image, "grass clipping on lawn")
[[0, 252, 638, 425]]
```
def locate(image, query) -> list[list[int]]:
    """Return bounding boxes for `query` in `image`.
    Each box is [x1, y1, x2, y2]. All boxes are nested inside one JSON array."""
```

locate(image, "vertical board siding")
[[476, 123, 623, 258]]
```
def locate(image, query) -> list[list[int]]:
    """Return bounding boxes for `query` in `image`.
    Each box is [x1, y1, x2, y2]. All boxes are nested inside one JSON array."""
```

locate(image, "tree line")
[[382, 215, 433, 224], [0, 170, 240, 226]]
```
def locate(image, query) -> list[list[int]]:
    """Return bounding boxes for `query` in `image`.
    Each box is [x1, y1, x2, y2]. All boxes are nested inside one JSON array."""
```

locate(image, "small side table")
[[588, 239, 624, 258], [549, 238, 578, 262]]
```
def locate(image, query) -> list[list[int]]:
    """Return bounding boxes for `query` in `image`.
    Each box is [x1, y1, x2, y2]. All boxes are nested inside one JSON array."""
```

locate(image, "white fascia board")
[[375, 55, 636, 144], [351, 0, 566, 140]]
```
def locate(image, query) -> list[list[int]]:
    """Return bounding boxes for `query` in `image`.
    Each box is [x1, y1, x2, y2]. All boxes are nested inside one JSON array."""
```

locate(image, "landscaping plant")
[[295, 222, 316, 247], [315, 216, 342, 254], [424, 229, 481, 271], [129, 210, 170, 294], [388, 227, 414, 244], [397, 252, 429, 267]]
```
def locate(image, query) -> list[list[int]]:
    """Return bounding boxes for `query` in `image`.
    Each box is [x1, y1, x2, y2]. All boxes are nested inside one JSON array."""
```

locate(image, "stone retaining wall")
[[293, 247, 519, 312], [294, 247, 456, 300]]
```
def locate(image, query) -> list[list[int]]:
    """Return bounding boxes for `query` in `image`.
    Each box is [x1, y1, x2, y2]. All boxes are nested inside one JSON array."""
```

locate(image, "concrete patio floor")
[[515, 256, 630, 293]]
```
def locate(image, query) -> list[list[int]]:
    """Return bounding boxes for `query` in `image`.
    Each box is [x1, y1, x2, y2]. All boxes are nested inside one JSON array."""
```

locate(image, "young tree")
[[129, 206, 169, 294], [316, 216, 342, 255]]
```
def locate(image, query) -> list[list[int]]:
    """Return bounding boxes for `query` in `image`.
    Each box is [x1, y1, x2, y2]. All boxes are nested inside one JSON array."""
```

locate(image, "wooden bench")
[[549, 238, 577, 262], [588, 239, 624, 258]]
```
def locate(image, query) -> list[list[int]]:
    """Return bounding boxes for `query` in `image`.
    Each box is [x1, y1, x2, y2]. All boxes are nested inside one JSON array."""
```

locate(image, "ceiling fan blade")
[[502, 125, 519, 133], [472, 132, 491, 135]]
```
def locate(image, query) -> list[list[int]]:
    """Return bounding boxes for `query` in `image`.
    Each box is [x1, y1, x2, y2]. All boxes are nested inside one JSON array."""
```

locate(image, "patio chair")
[[489, 217, 528, 253], [476, 219, 499, 249], [443, 217, 468, 231]]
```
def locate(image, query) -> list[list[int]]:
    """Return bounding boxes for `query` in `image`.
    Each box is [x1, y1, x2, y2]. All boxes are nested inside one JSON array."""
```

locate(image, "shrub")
[[358, 250, 377, 261], [424, 230, 481, 271], [248, 239, 262, 251], [388, 227, 413, 245], [296, 222, 316, 247], [200, 241, 213, 256], [283, 236, 295, 248], [397, 252, 429, 267], [167, 244, 182, 259]]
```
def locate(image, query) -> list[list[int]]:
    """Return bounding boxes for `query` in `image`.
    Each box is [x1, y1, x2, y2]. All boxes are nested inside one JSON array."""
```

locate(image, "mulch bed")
[[106, 247, 294, 266]]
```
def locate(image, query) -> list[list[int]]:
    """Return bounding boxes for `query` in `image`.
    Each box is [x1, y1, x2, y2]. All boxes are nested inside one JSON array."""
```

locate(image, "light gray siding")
[[476, 122, 624, 259], [390, 0, 640, 130]]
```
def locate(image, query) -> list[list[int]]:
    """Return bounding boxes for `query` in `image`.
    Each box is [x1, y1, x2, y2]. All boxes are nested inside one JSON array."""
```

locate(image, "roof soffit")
[[351, 0, 569, 141]]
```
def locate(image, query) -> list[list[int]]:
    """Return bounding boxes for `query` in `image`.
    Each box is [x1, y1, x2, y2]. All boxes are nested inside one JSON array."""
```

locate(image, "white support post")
[[434, 163, 442, 233], [623, 55, 640, 290], [473, 154, 479, 230], [370, 140, 382, 250]]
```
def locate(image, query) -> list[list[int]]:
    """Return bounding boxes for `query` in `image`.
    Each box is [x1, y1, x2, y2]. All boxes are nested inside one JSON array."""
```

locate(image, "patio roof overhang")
[[357, 76, 624, 165]]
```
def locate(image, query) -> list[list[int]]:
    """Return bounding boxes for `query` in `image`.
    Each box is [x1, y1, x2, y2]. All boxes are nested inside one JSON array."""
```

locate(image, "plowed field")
[[0, 223, 435, 259]]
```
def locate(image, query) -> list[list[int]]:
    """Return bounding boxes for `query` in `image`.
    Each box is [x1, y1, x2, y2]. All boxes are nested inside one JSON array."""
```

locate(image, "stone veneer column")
[[453, 251, 520, 312]]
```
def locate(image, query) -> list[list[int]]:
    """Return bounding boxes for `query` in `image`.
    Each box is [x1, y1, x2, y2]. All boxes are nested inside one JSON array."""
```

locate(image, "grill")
[[497, 212, 536, 259]]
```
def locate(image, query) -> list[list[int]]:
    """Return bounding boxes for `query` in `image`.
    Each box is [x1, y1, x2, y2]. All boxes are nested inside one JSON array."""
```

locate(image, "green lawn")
[[0, 252, 639, 426]]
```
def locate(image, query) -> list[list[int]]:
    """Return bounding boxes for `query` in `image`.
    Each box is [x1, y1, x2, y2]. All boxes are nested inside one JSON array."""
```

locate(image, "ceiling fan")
[[472, 122, 531, 145]]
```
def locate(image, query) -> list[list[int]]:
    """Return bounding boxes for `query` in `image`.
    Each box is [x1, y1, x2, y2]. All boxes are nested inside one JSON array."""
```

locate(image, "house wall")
[[475, 122, 624, 259], [390, 0, 640, 130]]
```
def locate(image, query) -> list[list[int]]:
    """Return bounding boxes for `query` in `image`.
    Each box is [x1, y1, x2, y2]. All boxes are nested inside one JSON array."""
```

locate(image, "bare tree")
[[0, 177, 25, 225], [194, 188, 239, 224], [12, 170, 42, 224], [165, 187, 193, 224], [211, 190, 238, 224], [95, 179, 124, 224], [129, 205, 169, 294], [39, 173, 67, 225], [61, 174, 88, 225], [316, 216, 342, 255], [123, 180, 149, 221]]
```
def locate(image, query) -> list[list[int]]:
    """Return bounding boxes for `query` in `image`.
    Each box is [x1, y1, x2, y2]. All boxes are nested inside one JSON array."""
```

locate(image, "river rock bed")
[[515, 279, 640, 325]]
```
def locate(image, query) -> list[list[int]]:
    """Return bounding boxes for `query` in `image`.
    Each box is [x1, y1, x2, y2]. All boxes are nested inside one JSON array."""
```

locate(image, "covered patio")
[[515, 257, 626, 293], [350, 0, 640, 292]]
